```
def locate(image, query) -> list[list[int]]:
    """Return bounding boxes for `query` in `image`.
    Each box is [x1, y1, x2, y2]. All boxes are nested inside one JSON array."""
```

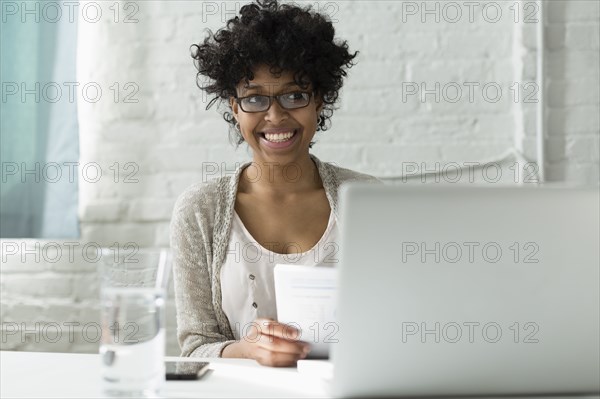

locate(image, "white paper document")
[[273, 264, 338, 359]]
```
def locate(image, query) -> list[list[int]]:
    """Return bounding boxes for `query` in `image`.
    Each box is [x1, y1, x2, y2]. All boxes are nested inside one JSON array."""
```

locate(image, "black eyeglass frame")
[[234, 91, 314, 113]]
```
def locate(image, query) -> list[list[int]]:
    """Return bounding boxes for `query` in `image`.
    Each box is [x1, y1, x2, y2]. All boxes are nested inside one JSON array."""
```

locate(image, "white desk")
[[0, 351, 329, 398], [1, 351, 599, 399]]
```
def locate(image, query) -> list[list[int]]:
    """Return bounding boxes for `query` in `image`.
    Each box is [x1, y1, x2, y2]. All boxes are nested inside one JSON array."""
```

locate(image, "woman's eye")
[[285, 92, 304, 101], [247, 96, 262, 103]]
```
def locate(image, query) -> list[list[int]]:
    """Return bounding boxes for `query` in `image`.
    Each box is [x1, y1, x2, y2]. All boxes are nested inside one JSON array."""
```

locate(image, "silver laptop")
[[330, 183, 600, 397]]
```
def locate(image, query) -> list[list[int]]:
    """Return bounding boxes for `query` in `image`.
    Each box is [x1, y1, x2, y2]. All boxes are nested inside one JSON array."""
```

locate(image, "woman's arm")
[[170, 190, 236, 358]]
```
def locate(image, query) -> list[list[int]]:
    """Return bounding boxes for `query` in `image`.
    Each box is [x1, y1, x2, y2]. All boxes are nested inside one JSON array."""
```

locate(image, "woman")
[[170, 0, 383, 367]]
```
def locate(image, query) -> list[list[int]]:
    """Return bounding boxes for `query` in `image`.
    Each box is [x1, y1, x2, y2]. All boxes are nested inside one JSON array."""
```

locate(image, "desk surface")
[[1, 351, 599, 399], [0, 350, 330, 398]]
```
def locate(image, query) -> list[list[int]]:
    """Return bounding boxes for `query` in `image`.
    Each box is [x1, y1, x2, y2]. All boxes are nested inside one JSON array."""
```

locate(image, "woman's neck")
[[239, 155, 323, 197]]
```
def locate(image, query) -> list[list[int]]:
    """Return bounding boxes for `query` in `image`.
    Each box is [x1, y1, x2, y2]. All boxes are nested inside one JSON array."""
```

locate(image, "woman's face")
[[230, 64, 323, 163]]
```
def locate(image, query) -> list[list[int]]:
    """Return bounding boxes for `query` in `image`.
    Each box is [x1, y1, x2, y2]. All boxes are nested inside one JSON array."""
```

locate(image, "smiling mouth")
[[259, 129, 298, 143]]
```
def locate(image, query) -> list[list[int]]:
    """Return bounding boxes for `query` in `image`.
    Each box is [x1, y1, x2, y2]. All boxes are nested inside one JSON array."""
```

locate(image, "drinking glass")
[[99, 249, 171, 398]]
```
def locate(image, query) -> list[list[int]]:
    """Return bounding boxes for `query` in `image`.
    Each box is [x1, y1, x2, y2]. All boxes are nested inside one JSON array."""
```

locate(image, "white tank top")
[[220, 210, 339, 340]]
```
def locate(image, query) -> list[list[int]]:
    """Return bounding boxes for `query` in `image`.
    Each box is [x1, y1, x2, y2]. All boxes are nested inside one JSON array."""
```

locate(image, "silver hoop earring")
[[235, 122, 240, 131]]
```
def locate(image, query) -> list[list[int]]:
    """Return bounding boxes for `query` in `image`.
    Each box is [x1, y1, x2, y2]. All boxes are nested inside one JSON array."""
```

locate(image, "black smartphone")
[[165, 361, 210, 380]]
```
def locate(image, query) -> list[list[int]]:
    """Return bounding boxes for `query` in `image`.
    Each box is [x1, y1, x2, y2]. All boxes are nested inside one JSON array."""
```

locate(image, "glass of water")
[[99, 249, 171, 398]]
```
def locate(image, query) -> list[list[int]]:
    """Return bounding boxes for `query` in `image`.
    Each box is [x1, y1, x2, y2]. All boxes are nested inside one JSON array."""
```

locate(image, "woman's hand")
[[221, 318, 311, 367]]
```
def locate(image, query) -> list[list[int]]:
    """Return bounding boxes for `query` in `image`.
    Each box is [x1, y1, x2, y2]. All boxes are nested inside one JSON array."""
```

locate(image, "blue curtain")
[[1, 3, 79, 238]]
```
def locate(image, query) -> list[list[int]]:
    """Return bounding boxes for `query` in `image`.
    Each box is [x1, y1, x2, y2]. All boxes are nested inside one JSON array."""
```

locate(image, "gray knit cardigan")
[[169, 153, 383, 358]]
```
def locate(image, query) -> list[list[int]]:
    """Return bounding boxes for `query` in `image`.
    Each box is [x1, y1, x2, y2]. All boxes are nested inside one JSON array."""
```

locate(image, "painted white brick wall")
[[1, 241, 178, 354], [545, 0, 600, 183], [1, 0, 598, 355]]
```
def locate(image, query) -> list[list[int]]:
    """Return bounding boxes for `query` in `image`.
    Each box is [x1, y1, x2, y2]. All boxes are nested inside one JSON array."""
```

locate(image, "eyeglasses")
[[235, 91, 313, 113]]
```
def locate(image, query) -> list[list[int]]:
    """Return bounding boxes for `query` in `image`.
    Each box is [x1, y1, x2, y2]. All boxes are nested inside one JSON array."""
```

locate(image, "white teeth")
[[264, 130, 295, 142]]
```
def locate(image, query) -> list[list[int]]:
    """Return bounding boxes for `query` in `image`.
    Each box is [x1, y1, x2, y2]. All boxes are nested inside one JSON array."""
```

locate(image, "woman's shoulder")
[[322, 160, 384, 185], [172, 175, 230, 217]]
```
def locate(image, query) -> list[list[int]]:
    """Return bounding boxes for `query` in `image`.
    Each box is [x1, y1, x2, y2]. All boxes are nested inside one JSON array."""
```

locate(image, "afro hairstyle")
[[190, 0, 359, 149]]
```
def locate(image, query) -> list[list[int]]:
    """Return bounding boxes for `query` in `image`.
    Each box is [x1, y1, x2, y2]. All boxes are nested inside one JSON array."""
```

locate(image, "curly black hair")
[[190, 0, 359, 149]]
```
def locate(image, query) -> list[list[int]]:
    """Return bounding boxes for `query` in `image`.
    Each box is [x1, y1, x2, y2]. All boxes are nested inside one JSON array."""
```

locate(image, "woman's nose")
[[264, 98, 288, 123]]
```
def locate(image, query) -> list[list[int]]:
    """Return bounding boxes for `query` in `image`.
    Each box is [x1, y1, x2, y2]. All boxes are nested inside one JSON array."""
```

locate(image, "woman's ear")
[[230, 96, 238, 116]]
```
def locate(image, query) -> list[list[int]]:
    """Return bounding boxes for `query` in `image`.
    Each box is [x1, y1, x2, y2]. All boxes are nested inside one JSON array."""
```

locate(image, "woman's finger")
[[257, 320, 303, 341], [256, 333, 310, 356], [253, 345, 304, 367]]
